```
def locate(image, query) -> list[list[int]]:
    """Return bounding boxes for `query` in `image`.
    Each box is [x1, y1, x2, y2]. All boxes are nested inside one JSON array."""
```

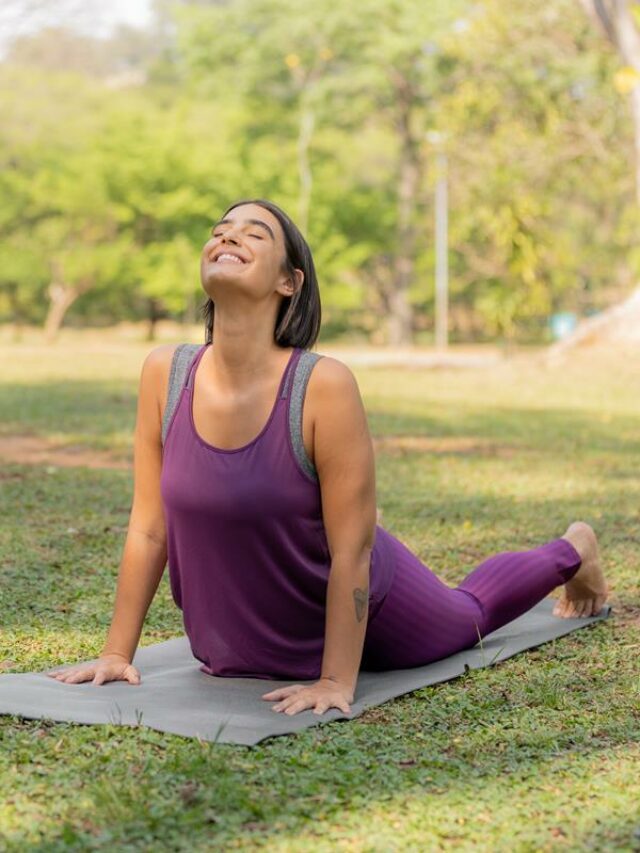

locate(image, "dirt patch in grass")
[[0, 433, 516, 471], [0, 435, 130, 471], [613, 601, 640, 628]]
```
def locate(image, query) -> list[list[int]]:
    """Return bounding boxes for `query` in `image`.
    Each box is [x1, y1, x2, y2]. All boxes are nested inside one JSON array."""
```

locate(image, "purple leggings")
[[361, 537, 582, 670]]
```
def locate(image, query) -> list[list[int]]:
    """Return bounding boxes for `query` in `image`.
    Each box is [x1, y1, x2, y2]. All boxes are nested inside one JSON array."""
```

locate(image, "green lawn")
[[1, 334, 638, 852]]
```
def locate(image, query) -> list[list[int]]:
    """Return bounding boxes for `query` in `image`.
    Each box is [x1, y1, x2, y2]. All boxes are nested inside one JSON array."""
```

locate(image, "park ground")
[[0, 328, 638, 851]]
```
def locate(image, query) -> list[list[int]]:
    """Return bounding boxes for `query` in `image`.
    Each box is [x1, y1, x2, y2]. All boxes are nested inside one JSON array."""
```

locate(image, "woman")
[[47, 198, 609, 718]]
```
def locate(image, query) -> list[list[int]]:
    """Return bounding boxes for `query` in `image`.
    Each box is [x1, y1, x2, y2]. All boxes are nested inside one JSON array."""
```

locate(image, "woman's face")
[[200, 203, 295, 301]]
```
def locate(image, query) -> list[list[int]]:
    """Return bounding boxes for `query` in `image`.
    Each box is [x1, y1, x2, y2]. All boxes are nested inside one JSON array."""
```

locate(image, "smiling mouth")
[[209, 252, 248, 265]]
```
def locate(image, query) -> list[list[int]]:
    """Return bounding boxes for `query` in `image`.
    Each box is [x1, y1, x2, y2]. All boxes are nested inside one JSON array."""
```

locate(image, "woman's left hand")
[[261, 678, 354, 716]]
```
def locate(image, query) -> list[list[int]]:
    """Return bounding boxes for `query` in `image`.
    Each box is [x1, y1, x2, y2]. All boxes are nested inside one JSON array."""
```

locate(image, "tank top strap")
[[161, 342, 204, 446], [279, 346, 303, 400], [185, 343, 209, 390], [286, 349, 324, 481]]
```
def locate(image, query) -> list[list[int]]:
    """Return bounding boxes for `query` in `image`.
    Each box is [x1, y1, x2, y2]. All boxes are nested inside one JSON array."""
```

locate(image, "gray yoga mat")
[[0, 598, 611, 746]]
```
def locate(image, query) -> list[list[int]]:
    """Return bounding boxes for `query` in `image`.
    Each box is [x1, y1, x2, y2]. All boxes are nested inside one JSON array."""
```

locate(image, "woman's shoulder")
[[142, 343, 199, 416], [145, 341, 203, 371], [303, 352, 362, 407], [142, 343, 183, 385]]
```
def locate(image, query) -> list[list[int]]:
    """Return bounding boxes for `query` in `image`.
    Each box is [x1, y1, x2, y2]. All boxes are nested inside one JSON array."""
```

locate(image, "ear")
[[280, 268, 304, 297]]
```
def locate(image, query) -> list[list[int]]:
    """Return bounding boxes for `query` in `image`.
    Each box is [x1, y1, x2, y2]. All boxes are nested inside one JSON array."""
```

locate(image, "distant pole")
[[434, 148, 449, 350]]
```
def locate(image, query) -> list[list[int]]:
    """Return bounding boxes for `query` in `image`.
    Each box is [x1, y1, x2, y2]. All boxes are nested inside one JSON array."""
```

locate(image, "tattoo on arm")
[[353, 586, 368, 622]]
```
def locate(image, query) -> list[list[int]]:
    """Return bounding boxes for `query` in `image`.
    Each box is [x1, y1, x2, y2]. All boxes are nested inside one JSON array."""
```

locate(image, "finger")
[[314, 702, 352, 716], [273, 690, 309, 711], [273, 696, 298, 713], [284, 697, 311, 716], [263, 685, 303, 700], [63, 669, 94, 684], [262, 689, 285, 700], [48, 668, 75, 678], [53, 670, 77, 681], [124, 666, 140, 684]]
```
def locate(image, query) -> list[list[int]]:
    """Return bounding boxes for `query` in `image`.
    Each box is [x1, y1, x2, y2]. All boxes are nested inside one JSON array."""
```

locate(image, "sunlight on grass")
[[0, 337, 638, 851]]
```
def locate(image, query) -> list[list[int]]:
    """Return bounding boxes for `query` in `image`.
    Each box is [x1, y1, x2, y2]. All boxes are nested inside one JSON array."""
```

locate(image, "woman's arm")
[[310, 357, 378, 695], [99, 345, 177, 663], [265, 357, 374, 714]]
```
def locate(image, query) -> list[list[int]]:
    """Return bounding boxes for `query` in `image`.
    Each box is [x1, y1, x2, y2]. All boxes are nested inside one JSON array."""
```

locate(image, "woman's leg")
[[362, 535, 490, 671], [362, 526, 598, 672], [456, 538, 581, 635], [456, 522, 608, 631]]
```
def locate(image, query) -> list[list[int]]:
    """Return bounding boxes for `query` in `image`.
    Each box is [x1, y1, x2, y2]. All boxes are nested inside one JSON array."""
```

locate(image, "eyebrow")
[[212, 218, 275, 241]]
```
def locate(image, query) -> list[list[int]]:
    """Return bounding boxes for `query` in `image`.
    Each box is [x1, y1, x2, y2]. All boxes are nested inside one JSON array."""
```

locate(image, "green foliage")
[[438, 0, 634, 332], [0, 0, 637, 340]]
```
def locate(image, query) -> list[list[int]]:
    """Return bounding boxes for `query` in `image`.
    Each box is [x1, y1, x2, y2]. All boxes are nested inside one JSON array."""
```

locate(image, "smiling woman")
[[47, 197, 610, 719], [199, 198, 322, 348]]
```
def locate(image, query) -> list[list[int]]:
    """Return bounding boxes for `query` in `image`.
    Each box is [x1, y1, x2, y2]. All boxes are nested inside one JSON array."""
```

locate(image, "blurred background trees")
[[0, 0, 638, 344]]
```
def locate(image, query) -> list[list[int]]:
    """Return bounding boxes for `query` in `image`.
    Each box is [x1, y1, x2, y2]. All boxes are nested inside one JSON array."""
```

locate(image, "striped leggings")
[[361, 535, 581, 670]]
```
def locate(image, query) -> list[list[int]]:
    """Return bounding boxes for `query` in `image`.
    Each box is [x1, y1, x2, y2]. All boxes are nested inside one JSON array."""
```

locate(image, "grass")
[[0, 332, 639, 852]]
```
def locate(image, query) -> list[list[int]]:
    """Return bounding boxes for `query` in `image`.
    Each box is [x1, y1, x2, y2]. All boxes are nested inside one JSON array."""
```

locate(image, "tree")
[[579, 0, 640, 202], [176, 0, 469, 344], [435, 0, 635, 338]]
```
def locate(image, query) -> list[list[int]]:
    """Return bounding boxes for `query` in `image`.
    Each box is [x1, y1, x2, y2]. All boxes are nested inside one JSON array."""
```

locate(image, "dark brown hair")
[[200, 198, 321, 349]]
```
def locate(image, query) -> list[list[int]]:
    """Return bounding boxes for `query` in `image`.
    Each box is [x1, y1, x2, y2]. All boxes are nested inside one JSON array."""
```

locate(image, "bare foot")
[[553, 521, 609, 618]]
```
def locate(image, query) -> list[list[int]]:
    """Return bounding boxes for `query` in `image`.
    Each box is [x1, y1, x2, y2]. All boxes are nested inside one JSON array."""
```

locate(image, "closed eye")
[[210, 231, 262, 239]]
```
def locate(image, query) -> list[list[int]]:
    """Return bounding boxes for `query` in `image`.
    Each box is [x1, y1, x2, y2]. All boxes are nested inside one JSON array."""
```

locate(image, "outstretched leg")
[[456, 536, 582, 636], [457, 521, 608, 635], [361, 523, 608, 672]]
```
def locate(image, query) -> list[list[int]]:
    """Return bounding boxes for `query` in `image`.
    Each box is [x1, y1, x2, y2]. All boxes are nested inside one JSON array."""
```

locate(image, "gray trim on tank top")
[[161, 344, 323, 481], [161, 343, 201, 446], [286, 350, 323, 481]]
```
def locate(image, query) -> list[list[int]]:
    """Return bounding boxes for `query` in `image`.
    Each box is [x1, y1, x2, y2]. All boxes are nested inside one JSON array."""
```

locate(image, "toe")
[[576, 600, 589, 618], [553, 598, 567, 617]]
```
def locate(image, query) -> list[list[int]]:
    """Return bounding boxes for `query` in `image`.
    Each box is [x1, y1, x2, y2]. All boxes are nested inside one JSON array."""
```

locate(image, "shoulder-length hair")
[[200, 198, 321, 350]]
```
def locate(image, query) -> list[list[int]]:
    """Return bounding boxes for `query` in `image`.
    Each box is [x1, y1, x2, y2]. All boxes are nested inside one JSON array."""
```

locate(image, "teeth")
[[215, 253, 244, 264]]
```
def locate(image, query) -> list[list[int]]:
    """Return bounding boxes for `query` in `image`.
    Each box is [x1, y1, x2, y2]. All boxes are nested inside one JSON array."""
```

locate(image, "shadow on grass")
[[0, 378, 638, 456], [0, 380, 138, 441], [369, 403, 640, 458]]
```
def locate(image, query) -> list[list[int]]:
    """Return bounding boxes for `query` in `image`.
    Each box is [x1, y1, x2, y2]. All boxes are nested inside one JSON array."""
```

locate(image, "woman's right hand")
[[46, 653, 141, 686]]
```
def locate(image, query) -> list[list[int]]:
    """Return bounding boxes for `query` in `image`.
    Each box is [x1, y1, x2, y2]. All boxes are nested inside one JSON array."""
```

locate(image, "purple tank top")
[[160, 343, 397, 680]]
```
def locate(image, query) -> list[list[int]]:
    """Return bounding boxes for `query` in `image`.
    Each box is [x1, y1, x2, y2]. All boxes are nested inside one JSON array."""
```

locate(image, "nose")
[[220, 228, 241, 245]]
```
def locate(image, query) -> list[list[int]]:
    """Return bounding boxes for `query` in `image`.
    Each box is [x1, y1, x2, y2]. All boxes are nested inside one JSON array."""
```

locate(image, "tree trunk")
[[631, 84, 640, 204], [44, 281, 82, 343], [389, 74, 422, 346], [580, 0, 640, 202], [146, 297, 163, 342], [7, 283, 26, 342]]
